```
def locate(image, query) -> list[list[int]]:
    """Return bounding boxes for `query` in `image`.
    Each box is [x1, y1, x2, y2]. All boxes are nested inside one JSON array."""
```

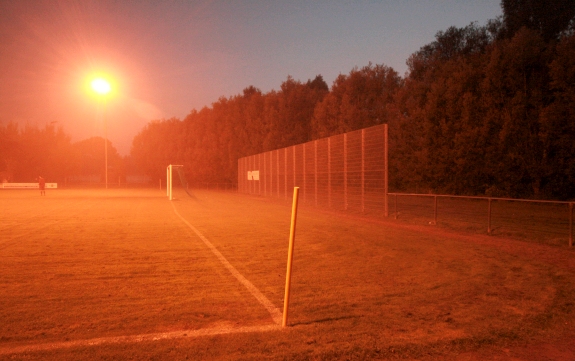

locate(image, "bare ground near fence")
[[0, 188, 574, 360]]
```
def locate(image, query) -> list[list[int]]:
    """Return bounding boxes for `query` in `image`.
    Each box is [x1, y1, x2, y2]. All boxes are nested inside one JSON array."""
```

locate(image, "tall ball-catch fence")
[[238, 124, 389, 216]]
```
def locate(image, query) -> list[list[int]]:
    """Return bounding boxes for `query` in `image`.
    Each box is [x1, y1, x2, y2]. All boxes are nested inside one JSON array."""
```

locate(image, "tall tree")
[[311, 63, 400, 139], [501, 0, 575, 41]]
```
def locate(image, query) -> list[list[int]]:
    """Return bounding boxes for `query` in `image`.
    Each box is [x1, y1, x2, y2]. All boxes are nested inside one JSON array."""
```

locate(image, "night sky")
[[0, 0, 502, 155]]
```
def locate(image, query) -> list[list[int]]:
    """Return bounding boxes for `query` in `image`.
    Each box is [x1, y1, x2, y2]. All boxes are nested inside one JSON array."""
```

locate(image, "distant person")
[[38, 176, 46, 196]]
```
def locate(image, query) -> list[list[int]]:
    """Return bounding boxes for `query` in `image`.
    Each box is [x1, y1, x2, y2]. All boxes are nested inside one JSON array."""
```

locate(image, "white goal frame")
[[166, 164, 183, 200]]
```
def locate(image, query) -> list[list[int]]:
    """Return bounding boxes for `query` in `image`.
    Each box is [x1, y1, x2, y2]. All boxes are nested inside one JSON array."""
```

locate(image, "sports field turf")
[[1, 188, 574, 360]]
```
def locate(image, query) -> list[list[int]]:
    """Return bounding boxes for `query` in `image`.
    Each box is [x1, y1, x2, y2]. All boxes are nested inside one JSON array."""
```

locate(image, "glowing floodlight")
[[91, 78, 111, 95]]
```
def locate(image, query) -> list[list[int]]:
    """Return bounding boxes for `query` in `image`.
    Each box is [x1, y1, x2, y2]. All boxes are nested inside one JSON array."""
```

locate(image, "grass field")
[[1, 188, 574, 360]]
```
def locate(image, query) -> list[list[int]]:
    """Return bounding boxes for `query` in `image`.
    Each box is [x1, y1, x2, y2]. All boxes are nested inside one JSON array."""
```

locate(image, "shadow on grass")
[[290, 315, 361, 327]]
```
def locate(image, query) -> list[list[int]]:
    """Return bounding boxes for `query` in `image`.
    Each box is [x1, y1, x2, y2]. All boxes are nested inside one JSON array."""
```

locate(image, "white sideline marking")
[[171, 202, 283, 325], [0, 324, 280, 355]]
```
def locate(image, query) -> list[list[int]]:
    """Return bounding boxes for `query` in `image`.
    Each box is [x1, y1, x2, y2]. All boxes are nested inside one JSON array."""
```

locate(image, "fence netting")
[[238, 124, 388, 215]]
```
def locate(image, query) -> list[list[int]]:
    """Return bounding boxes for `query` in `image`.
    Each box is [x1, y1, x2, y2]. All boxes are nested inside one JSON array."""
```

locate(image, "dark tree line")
[[0, 122, 123, 184], [131, 0, 575, 199]]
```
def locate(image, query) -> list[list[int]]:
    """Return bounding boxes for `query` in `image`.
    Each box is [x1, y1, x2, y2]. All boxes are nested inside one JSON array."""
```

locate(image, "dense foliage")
[[130, 15, 575, 199], [0, 122, 123, 184]]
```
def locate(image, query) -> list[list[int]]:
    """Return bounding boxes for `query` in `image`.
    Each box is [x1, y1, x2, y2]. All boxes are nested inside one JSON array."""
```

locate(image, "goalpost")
[[167, 164, 195, 200], [167, 164, 183, 200]]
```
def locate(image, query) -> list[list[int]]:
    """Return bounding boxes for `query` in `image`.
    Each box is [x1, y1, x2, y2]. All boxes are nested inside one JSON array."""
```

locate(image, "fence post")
[[328, 137, 331, 208], [314, 140, 318, 207], [570, 202, 573, 247], [433, 195, 437, 225], [384, 124, 389, 217], [293, 146, 296, 190], [344, 133, 348, 210], [303, 144, 306, 204], [487, 198, 492, 235], [361, 129, 365, 213], [284, 148, 287, 200]]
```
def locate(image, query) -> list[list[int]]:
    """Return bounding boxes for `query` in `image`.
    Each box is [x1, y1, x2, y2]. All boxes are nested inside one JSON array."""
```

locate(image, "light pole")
[[91, 78, 111, 189]]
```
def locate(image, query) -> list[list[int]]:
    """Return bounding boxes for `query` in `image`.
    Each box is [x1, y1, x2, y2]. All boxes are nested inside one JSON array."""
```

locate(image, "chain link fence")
[[238, 123, 574, 248]]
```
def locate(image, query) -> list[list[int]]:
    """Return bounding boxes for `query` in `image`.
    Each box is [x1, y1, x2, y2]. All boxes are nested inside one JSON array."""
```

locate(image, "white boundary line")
[[0, 202, 283, 356], [170, 202, 283, 325], [0, 324, 280, 355]]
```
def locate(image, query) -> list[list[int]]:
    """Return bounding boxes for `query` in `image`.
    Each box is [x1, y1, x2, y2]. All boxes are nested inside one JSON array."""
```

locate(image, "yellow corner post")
[[282, 187, 300, 327]]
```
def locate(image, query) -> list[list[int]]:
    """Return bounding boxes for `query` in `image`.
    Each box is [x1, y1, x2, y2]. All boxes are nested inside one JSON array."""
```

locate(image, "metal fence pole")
[[570, 202, 573, 247], [328, 137, 331, 208], [361, 129, 365, 213], [344, 133, 348, 210], [314, 140, 318, 207], [293, 146, 296, 189], [384, 124, 389, 217], [303, 144, 306, 203], [433, 195, 437, 225], [284, 148, 287, 200], [488, 198, 492, 235]]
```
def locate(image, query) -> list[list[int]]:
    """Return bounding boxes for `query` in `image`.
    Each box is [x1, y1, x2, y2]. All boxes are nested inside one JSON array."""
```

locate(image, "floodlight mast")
[[91, 77, 112, 189]]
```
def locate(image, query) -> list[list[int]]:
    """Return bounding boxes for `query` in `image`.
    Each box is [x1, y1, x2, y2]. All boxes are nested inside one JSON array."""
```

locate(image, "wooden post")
[[283, 187, 300, 327]]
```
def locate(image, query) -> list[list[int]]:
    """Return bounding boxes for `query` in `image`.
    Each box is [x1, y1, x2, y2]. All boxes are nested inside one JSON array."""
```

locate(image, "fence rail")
[[390, 193, 574, 247], [237, 123, 573, 248]]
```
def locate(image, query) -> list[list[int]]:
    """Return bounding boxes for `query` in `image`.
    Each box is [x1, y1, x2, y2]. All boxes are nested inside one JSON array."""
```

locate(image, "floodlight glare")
[[91, 78, 111, 95]]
